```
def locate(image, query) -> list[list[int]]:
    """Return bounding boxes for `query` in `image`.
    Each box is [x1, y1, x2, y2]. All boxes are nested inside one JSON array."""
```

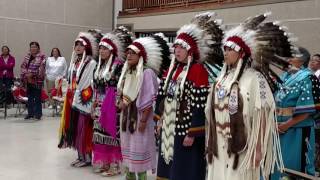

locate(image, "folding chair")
[[41, 89, 49, 108], [51, 78, 67, 116], [12, 82, 28, 117]]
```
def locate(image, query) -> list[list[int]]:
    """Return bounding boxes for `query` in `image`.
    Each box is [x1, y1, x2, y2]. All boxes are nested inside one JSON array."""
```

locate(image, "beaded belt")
[[277, 107, 294, 116]]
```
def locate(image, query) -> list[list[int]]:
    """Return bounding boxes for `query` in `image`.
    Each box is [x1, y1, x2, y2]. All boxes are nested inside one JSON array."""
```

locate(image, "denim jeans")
[[27, 84, 42, 117]]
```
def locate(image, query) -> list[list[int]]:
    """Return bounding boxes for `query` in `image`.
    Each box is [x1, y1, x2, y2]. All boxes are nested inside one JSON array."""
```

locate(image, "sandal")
[[70, 159, 81, 167], [101, 166, 121, 177], [93, 164, 110, 173], [93, 167, 104, 173]]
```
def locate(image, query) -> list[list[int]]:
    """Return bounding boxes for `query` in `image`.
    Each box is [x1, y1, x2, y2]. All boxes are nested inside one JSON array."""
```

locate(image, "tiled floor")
[[0, 108, 156, 180]]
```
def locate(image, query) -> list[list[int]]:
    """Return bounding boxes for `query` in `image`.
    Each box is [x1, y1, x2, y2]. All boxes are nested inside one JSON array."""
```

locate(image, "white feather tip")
[[215, 19, 223, 25], [196, 12, 216, 18], [264, 11, 272, 17], [273, 21, 281, 25]]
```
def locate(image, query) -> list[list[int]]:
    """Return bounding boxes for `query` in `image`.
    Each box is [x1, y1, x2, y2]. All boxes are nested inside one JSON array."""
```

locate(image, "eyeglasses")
[[126, 50, 138, 56]]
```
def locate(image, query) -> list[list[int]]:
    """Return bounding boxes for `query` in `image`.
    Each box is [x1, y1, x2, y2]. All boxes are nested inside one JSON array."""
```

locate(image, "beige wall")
[[114, 0, 122, 28], [118, 0, 320, 54], [0, 0, 114, 75]]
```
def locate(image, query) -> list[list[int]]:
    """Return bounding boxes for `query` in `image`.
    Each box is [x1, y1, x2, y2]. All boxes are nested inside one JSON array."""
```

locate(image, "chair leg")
[[58, 102, 62, 114], [52, 101, 55, 117], [15, 103, 19, 117], [22, 103, 27, 115], [4, 102, 7, 119], [55, 103, 58, 116]]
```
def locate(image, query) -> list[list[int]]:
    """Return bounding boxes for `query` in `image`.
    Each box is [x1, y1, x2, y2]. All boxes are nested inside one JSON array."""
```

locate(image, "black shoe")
[[34, 116, 42, 120], [24, 115, 33, 120]]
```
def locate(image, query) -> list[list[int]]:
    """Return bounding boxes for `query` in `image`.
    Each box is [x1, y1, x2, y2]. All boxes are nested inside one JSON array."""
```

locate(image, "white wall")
[[0, 0, 114, 75], [114, 0, 123, 28]]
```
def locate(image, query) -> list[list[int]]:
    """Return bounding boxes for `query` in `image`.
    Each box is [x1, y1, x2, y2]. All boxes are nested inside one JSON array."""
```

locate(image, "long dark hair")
[[50, 48, 62, 57], [1, 46, 10, 55], [224, 51, 250, 82], [236, 54, 251, 81]]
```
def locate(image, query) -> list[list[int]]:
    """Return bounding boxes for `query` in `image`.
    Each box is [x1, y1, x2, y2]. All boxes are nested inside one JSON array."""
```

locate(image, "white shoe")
[[57, 105, 61, 109], [48, 105, 53, 109]]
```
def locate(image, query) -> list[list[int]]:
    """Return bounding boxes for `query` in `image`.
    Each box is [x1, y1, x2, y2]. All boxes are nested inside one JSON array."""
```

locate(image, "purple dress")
[[121, 69, 158, 173]]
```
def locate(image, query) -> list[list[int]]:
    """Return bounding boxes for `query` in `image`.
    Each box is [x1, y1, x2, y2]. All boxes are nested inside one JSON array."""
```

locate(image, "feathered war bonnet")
[[208, 12, 295, 174], [117, 33, 171, 103], [94, 26, 133, 81], [164, 12, 224, 92], [68, 32, 98, 84], [220, 12, 297, 92], [74, 32, 98, 59], [88, 29, 103, 43]]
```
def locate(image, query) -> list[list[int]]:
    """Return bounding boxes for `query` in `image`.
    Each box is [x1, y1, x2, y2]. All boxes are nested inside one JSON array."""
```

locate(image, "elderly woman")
[[117, 34, 170, 180], [21, 42, 46, 120], [271, 47, 319, 179]]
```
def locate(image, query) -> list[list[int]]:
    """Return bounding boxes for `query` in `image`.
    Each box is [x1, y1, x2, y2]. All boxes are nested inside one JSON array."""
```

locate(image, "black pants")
[[27, 84, 42, 117], [0, 78, 13, 104]]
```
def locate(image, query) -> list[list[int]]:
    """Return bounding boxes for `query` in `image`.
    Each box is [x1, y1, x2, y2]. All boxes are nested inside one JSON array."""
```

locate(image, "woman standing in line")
[[118, 33, 170, 180], [58, 32, 97, 167], [92, 27, 132, 176], [155, 12, 224, 180], [206, 12, 293, 180]]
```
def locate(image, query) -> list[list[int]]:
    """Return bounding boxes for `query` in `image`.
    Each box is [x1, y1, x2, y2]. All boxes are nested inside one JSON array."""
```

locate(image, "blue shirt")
[[275, 68, 315, 127]]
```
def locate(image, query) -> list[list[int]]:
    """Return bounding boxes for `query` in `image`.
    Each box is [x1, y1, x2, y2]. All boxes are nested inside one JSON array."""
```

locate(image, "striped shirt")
[[20, 53, 46, 88]]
